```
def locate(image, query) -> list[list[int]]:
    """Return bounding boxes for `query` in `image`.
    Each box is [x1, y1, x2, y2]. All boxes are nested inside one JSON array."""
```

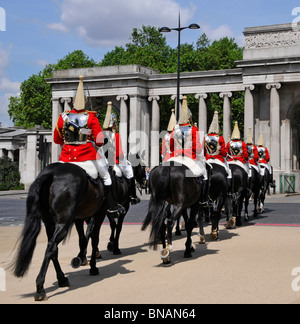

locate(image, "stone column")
[[60, 97, 72, 112], [117, 95, 128, 158], [149, 96, 160, 168], [128, 95, 141, 156], [244, 85, 255, 140], [51, 98, 62, 163], [266, 83, 281, 170], [220, 92, 232, 142], [195, 93, 208, 134]]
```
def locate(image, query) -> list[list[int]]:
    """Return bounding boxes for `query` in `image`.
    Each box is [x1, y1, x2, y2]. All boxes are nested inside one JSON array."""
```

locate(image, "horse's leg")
[[107, 216, 117, 253], [184, 206, 197, 258], [89, 213, 105, 276], [35, 223, 69, 301], [72, 219, 88, 268], [112, 211, 127, 255], [253, 190, 258, 218], [244, 193, 249, 222], [210, 200, 220, 239], [198, 206, 206, 244]]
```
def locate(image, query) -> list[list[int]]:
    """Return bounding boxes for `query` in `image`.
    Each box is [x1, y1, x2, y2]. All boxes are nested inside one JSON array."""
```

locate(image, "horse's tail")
[[142, 166, 170, 249], [13, 170, 53, 278]]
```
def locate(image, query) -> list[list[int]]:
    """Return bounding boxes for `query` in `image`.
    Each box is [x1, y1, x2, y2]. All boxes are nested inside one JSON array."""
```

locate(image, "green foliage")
[[0, 156, 24, 190], [8, 50, 99, 129], [8, 27, 244, 134]]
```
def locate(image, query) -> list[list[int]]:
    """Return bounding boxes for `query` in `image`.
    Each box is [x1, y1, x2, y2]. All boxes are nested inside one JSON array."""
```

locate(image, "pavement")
[[0, 193, 300, 304]]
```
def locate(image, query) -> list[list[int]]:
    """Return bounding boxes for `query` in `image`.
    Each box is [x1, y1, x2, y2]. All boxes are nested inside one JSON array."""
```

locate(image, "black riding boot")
[[128, 177, 141, 205], [104, 185, 125, 218]]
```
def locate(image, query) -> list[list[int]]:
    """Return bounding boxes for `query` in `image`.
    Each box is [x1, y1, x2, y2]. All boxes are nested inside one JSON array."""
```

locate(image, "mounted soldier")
[[102, 101, 141, 205], [204, 111, 232, 194], [257, 133, 275, 188], [53, 76, 124, 218], [161, 109, 176, 163], [169, 96, 208, 202]]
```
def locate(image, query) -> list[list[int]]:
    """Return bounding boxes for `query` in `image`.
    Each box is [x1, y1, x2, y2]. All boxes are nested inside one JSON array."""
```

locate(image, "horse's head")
[[128, 152, 146, 187]]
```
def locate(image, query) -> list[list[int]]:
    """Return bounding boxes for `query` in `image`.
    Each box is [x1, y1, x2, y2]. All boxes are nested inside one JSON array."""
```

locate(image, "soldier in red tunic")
[[102, 101, 140, 205], [53, 76, 124, 218], [227, 122, 249, 165]]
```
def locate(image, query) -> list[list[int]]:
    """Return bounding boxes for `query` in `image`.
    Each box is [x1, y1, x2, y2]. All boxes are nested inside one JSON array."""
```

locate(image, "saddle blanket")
[[228, 159, 249, 174], [206, 158, 227, 171], [163, 156, 205, 177], [59, 161, 122, 179]]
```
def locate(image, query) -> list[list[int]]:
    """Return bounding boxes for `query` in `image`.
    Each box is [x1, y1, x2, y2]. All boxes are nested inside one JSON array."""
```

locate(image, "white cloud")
[[50, 0, 197, 47], [0, 78, 20, 93]]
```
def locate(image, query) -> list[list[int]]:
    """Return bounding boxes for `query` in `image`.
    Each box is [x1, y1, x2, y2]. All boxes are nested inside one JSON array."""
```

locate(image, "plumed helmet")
[[257, 132, 264, 146], [231, 121, 241, 140], [208, 111, 220, 134], [246, 128, 253, 144], [103, 101, 117, 129], [178, 96, 191, 125], [73, 76, 86, 110], [167, 109, 176, 132]]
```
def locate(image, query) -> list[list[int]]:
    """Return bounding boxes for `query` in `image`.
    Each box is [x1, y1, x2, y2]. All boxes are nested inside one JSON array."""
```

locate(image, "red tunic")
[[204, 133, 227, 163], [170, 124, 201, 160], [227, 140, 249, 164], [53, 109, 104, 162], [247, 144, 259, 166], [114, 132, 124, 164], [258, 146, 270, 164]]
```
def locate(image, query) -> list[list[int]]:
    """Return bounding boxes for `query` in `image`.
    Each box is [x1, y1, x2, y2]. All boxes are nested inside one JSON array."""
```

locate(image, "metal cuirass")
[[247, 144, 255, 159], [258, 146, 266, 159], [229, 140, 243, 157], [173, 125, 193, 152], [164, 133, 172, 155], [62, 112, 91, 145], [205, 134, 220, 155]]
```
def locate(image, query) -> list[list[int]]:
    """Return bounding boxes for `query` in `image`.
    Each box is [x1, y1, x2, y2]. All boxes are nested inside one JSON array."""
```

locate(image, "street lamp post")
[[159, 13, 200, 121]]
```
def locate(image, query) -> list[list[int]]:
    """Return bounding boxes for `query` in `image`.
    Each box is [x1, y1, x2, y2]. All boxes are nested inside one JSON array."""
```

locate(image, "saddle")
[[163, 156, 205, 178]]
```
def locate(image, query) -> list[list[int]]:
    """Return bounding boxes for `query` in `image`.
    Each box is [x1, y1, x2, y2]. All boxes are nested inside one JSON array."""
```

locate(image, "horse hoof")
[[184, 252, 192, 258], [89, 267, 99, 276], [34, 291, 48, 302], [211, 231, 218, 240], [107, 241, 114, 252], [199, 235, 206, 244], [58, 277, 70, 288], [71, 257, 82, 269], [113, 249, 121, 255], [95, 252, 102, 259]]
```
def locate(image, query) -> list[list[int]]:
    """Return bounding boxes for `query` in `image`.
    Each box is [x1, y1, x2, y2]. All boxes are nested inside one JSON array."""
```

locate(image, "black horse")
[[229, 162, 248, 226], [12, 162, 109, 301], [244, 165, 261, 219], [258, 164, 272, 213], [142, 162, 203, 264], [72, 156, 146, 266], [200, 161, 231, 239]]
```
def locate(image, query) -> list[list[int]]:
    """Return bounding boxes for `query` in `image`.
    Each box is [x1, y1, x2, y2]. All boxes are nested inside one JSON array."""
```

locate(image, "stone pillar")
[[117, 95, 128, 158], [128, 95, 141, 156], [244, 85, 255, 140], [149, 96, 160, 168], [51, 98, 62, 163], [266, 83, 281, 170], [7, 150, 14, 161], [195, 93, 208, 134], [60, 97, 72, 112], [220, 92, 232, 142]]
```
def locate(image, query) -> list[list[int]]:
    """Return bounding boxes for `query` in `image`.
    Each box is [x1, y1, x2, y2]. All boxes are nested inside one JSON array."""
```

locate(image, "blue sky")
[[0, 0, 300, 126]]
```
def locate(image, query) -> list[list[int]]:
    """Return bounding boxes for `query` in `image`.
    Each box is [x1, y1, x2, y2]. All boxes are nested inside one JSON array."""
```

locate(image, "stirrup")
[[107, 204, 126, 219]]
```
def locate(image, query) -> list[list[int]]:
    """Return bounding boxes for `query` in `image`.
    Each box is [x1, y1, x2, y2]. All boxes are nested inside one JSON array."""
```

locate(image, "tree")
[[0, 156, 23, 190], [8, 50, 99, 129]]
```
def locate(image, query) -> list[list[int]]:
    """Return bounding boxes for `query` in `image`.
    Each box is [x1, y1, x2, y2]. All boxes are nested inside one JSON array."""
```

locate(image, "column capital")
[[195, 93, 208, 99], [219, 91, 232, 98], [244, 84, 255, 91], [116, 94, 128, 101], [171, 94, 183, 101], [266, 83, 281, 90], [60, 97, 71, 104], [51, 97, 60, 102], [148, 95, 160, 102]]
